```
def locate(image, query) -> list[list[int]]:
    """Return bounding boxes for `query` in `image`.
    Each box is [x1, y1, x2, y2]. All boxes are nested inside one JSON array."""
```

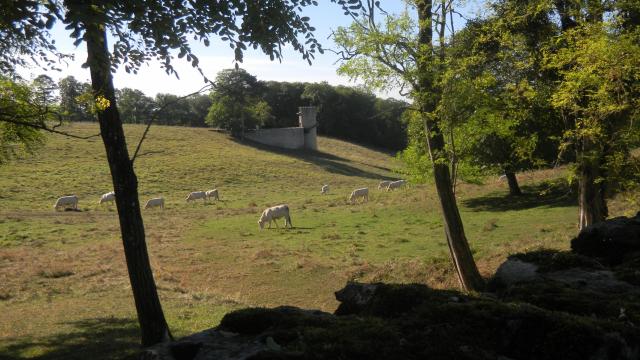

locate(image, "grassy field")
[[0, 123, 635, 359]]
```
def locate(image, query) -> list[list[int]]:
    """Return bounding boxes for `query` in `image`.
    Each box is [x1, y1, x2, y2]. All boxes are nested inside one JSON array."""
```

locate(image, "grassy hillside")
[[0, 123, 633, 359]]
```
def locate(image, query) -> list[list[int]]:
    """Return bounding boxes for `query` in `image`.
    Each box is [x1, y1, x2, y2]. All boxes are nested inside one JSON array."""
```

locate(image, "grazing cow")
[[349, 188, 369, 204], [98, 191, 115, 205], [144, 197, 164, 209], [206, 189, 219, 201], [321, 184, 329, 195], [258, 204, 292, 229], [378, 180, 391, 190], [186, 191, 207, 203], [386, 180, 406, 191], [54, 195, 78, 211]]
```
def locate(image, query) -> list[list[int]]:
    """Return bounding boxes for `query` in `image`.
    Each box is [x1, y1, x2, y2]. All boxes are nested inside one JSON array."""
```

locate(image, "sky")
[[19, 1, 482, 99]]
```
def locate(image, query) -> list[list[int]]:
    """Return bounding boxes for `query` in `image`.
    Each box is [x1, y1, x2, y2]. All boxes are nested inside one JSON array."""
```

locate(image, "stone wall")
[[244, 127, 305, 149]]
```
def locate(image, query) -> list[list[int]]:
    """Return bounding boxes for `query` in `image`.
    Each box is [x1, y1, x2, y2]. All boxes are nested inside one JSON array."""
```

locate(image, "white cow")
[[144, 197, 164, 209], [258, 204, 292, 229], [321, 184, 329, 195], [54, 195, 78, 211], [98, 191, 115, 205], [349, 188, 369, 204], [377, 180, 391, 190], [186, 191, 207, 203], [205, 189, 219, 201], [386, 180, 406, 191]]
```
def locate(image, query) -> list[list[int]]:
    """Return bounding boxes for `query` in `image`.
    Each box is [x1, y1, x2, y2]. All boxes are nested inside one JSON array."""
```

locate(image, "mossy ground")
[[218, 284, 639, 360]]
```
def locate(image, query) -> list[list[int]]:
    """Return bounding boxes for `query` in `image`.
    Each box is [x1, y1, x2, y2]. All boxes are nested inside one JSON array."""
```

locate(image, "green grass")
[[0, 122, 633, 359]]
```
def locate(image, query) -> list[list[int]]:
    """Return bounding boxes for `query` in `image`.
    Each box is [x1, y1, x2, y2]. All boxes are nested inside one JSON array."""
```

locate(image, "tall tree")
[[206, 68, 270, 136], [186, 94, 213, 127], [3, 0, 322, 346], [116, 88, 155, 125], [436, 16, 561, 196], [333, 0, 484, 291], [544, 17, 640, 228], [496, 0, 640, 228], [32, 74, 59, 108], [58, 75, 93, 122]]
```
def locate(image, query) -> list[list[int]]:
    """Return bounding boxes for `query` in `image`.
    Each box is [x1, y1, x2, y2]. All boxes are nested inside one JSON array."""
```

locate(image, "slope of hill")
[[1, 122, 628, 359]]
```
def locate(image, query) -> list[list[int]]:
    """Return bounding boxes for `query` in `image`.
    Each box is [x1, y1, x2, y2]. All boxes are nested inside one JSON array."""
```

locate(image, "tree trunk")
[[425, 120, 485, 291], [505, 171, 522, 196], [416, 0, 484, 292], [578, 157, 608, 229], [84, 22, 172, 346], [565, 0, 607, 231]]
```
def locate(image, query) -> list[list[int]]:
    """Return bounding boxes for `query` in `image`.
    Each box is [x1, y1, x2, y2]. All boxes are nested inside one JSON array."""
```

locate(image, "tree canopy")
[[206, 68, 270, 135]]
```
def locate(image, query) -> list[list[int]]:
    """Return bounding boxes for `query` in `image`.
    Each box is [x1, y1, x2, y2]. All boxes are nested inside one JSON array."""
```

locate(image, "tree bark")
[[428, 124, 485, 291], [84, 22, 172, 346], [416, 0, 484, 292], [578, 151, 608, 229], [504, 171, 522, 196]]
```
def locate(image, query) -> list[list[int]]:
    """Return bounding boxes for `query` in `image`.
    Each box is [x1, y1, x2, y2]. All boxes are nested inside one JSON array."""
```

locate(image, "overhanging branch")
[[0, 116, 101, 139]]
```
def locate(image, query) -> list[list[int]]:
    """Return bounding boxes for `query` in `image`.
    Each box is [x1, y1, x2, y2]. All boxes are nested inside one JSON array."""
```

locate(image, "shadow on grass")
[[463, 180, 578, 212], [0, 317, 140, 360], [232, 138, 396, 180]]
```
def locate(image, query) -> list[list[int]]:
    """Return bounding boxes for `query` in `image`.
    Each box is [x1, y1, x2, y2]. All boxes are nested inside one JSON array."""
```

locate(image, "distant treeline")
[[53, 73, 408, 151], [261, 81, 409, 151]]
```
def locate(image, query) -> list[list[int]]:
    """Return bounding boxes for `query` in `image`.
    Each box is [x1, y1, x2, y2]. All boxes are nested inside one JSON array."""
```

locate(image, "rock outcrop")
[[571, 212, 640, 265]]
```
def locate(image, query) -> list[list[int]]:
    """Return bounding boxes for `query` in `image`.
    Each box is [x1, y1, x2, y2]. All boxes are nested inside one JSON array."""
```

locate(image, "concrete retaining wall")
[[244, 127, 305, 149], [298, 106, 318, 151]]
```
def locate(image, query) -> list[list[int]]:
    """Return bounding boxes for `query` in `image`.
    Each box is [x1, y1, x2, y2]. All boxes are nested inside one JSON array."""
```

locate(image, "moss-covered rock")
[[571, 213, 640, 265], [213, 283, 640, 360], [334, 282, 466, 317], [489, 248, 640, 325], [510, 249, 605, 272], [220, 306, 334, 335], [496, 279, 640, 324]]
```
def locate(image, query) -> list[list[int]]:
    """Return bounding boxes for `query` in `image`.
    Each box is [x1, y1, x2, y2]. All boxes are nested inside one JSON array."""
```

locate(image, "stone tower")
[[298, 106, 318, 151]]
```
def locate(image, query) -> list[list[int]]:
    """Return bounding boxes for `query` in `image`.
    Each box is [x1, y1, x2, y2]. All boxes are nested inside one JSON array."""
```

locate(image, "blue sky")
[[22, 1, 482, 99]]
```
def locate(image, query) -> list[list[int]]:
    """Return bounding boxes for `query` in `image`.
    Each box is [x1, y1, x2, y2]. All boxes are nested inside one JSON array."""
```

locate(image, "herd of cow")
[[52, 188, 220, 211], [51, 179, 406, 230]]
